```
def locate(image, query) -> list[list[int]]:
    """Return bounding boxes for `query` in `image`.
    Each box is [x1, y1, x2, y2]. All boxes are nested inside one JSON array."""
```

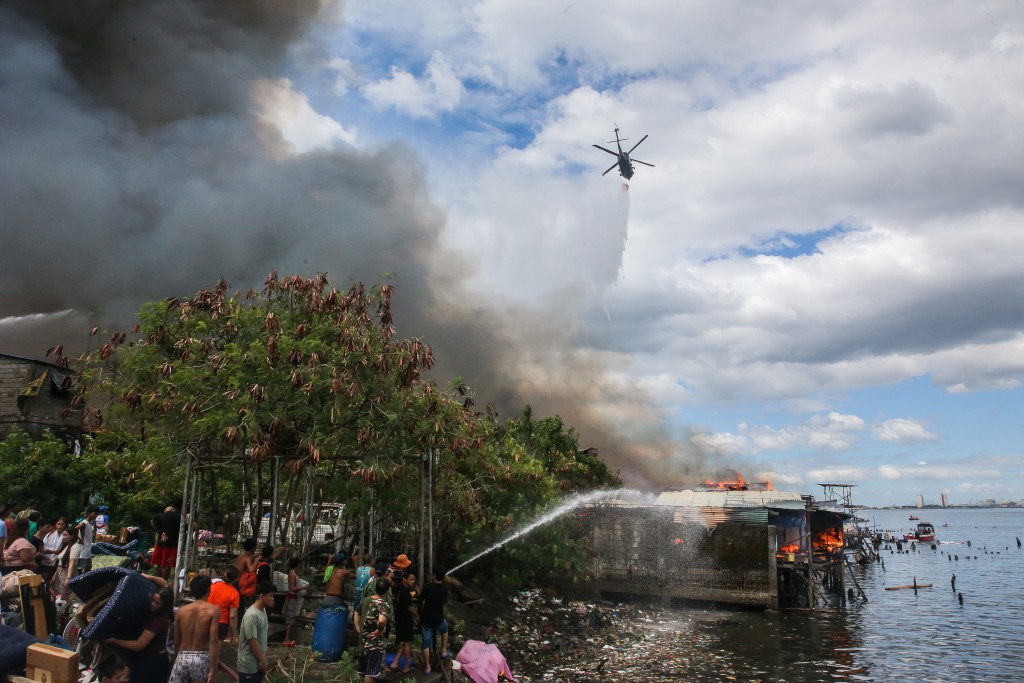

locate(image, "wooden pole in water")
[[844, 562, 868, 602], [804, 508, 815, 610]]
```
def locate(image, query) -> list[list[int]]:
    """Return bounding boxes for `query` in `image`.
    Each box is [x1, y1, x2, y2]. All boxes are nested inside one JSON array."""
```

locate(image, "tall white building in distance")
[[941, 492, 949, 508], [917, 494, 924, 508]]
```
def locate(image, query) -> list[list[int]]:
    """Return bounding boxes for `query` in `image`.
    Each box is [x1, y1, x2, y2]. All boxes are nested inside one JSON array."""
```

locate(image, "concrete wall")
[[587, 505, 778, 609], [0, 354, 83, 442]]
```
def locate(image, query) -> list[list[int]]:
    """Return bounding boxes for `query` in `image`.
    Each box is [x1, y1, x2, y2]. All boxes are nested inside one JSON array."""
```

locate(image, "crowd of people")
[[2, 499, 456, 683], [1, 499, 101, 597]]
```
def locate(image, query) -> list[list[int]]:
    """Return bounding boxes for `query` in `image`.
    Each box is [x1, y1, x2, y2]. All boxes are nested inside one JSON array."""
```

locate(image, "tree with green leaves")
[[47, 271, 620, 589], [61, 273, 482, 554]]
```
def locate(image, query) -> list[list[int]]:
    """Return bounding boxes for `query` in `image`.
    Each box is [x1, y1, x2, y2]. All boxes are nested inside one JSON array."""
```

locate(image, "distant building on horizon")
[[916, 494, 924, 509], [941, 492, 949, 508]]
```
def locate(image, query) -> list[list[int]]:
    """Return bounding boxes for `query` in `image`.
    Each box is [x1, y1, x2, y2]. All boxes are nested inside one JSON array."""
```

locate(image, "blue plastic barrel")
[[311, 605, 348, 662]]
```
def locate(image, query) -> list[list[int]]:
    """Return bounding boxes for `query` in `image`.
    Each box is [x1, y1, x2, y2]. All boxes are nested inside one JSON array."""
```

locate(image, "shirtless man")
[[170, 576, 221, 683], [323, 553, 355, 607]]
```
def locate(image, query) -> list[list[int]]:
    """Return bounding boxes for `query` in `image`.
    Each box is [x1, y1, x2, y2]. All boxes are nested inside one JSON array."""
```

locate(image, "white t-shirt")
[[68, 541, 83, 565], [42, 530, 63, 566], [78, 520, 94, 559]]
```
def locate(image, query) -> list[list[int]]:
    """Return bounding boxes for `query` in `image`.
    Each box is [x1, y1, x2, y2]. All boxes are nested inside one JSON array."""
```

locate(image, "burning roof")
[[655, 489, 805, 509]]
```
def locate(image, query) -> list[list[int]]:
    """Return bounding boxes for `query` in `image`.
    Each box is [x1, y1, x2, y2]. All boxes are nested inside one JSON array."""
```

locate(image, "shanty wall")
[[0, 355, 82, 441], [586, 505, 778, 609]]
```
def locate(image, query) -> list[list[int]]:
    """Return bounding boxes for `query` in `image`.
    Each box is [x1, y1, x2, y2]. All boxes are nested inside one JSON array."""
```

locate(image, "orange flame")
[[813, 528, 844, 551], [703, 471, 747, 490]]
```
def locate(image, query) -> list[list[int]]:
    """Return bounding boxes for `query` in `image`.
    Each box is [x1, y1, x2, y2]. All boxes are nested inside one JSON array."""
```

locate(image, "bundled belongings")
[[0, 623, 37, 677], [68, 566, 156, 641], [455, 640, 517, 683]]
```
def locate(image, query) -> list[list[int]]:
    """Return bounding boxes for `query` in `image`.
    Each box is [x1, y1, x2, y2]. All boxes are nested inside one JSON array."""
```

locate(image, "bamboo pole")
[[172, 453, 193, 601], [428, 448, 434, 573], [269, 456, 280, 546], [418, 451, 425, 586]]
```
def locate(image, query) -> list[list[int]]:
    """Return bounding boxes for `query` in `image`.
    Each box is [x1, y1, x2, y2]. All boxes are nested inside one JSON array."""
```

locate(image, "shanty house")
[[0, 353, 83, 442], [585, 488, 851, 610]]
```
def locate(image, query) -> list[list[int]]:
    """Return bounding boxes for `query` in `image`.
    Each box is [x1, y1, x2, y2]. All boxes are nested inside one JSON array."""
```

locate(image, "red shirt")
[[208, 580, 240, 624]]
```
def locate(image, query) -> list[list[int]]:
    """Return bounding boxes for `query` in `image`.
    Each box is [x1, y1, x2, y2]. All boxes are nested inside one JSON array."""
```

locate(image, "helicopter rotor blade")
[[632, 159, 655, 168], [593, 144, 619, 157], [627, 134, 648, 154], [601, 161, 619, 176]]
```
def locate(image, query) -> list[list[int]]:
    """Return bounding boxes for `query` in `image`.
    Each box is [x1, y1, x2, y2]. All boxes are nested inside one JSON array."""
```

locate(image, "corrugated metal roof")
[[655, 489, 805, 508]]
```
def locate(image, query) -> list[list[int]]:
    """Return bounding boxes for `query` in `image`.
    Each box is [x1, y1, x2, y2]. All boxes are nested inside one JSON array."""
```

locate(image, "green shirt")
[[237, 604, 268, 674]]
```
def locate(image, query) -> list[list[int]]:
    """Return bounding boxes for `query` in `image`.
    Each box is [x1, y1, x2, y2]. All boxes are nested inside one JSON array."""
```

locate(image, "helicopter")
[[593, 125, 654, 180]]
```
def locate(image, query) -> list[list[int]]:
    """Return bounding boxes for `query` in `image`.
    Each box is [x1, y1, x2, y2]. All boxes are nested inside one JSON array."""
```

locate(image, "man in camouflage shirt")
[[358, 578, 392, 681]]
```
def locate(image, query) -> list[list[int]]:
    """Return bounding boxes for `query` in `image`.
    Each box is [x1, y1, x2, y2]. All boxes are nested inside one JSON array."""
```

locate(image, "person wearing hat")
[[391, 554, 412, 573]]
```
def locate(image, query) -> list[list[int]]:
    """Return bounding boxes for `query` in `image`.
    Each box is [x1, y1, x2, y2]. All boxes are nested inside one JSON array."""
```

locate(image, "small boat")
[[908, 515, 919, 520], [904, 522, 936, 542]]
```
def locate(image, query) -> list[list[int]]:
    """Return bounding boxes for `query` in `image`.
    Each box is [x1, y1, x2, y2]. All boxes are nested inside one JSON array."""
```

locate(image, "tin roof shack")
[[0, 353, 83, 442], [585, 489, 852, 610]]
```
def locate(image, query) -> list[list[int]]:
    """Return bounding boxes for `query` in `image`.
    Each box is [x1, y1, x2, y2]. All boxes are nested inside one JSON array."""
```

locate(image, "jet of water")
[[448, 488, 641, 575]]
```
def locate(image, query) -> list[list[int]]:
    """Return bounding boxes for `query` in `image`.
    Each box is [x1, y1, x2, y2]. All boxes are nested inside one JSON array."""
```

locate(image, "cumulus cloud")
[[254, 78, 357, 153], [693, 412, 868, 456], [364, 51, 465, 118], [806, 467, 870, 482], [873, 418, 938, 444], [326, 57, 362, 97]]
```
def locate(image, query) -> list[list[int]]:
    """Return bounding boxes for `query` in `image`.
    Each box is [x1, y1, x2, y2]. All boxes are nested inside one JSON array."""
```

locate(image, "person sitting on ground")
[[283, 557, 308, 647], [169, 575, 221, 683], [358, 578, 393, 683], [2, 518, 38, 572], [105, 576, 173, 683], [237, 582, 276, 683], [323, 553, 353, 607]]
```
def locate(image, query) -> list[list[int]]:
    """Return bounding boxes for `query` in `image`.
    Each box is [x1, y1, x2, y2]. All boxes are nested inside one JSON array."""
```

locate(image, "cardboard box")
[[25, 643, 80, 683]]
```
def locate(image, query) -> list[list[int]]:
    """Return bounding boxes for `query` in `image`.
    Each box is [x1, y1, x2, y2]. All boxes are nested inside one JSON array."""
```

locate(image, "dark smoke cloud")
[[0, 0, 716, 490]]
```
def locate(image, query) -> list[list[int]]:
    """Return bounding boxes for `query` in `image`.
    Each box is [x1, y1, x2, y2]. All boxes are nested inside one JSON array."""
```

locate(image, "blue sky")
[[3, 1, 1023, 506], [293, 0, 1024, 506]]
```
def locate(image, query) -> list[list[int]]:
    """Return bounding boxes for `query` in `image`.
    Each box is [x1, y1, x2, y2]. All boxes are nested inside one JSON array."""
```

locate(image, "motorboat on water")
[[908, 514, 919, 520], [904, 522, 936, 542]]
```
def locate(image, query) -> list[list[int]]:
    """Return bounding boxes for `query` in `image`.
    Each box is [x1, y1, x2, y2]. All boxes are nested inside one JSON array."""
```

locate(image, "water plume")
[[448, 488, 652, 575]]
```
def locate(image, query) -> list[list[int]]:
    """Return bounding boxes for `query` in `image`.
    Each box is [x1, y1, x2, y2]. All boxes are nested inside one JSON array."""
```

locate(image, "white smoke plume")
[[0, 0, 714, 489]]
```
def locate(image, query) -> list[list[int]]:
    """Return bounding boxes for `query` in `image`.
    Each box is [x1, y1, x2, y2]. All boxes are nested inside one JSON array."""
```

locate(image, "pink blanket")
[[454, 640, 517, 683]]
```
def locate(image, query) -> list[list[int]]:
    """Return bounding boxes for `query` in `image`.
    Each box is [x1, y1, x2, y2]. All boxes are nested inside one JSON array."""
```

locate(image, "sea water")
[[638, 507, 1024, 682]]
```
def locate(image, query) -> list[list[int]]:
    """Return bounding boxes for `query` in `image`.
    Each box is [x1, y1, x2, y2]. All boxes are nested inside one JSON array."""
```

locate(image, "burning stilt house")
[[584, 481, 851, 610]]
